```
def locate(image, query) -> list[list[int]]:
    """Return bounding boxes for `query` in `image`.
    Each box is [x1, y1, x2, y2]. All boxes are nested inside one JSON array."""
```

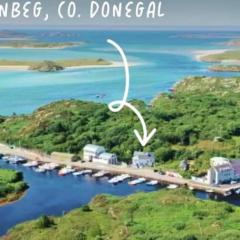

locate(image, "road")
[[0, 143, 236, 195]]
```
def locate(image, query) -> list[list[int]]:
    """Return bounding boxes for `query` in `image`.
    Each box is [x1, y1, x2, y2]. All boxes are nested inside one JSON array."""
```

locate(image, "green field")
[[2, 76, 240, 176], [0, 168, 28, 205], [3, 189, 240, 240]]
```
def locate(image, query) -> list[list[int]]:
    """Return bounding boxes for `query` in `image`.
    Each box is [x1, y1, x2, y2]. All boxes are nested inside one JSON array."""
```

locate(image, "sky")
[[0, 0, 239, 29]]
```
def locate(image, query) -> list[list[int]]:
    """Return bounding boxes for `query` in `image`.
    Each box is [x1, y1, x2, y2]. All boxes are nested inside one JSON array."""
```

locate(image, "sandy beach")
[[0, 61, 138, 72], [194, 49, 228, 61]]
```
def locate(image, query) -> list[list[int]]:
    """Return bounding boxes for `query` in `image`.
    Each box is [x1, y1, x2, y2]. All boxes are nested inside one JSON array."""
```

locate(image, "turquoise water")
[[0, 30, 240, 116]]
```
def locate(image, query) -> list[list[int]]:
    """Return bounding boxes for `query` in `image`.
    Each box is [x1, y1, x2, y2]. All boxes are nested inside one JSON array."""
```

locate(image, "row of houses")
[[207, 157, 240, 185], [83, 144, 155, 168]]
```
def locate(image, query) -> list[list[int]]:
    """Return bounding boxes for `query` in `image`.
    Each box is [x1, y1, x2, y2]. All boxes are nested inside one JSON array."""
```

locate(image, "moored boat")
[[167, 184, 178, 189], [23, 161, 39, 167], [93, 171, 109, 178], [128, 178, 146, 186], [58, 166, 75, 176], [146, 180, 158, 186]]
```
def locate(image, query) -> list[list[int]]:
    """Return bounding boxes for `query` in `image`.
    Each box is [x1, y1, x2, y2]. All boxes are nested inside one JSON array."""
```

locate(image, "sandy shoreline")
[[194, 49, 228, 61], [0, 61, 138, 72]]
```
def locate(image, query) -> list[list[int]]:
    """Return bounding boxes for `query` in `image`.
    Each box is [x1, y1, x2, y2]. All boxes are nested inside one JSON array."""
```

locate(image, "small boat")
[[93, 171, 108, 178], [224, 191, 232, 197], [1, 155, 11, 161], [235, 189, 240, 195], [9, 156, 26, 164], [34, 167, 46, 173], [146, 180, 158, 186], [41, 163, 59, 171], [23, 161, 39, 167], [82, 169, 93, 175], [167, 184, 178, 189], [120, 174, 131, 181], [206, 189, 214, 193], [73, 171, 84, 176], [128, 178, 146, 186], [58, 166, 75, 176]]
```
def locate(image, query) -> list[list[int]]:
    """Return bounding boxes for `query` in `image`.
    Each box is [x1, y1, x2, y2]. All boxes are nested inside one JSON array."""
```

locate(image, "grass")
[[3, 189, 240, 240], [0, 168, 28, 205]]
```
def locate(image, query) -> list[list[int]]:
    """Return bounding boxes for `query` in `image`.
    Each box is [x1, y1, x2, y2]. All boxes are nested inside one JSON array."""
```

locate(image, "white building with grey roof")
[[132, 151, 155, 168]]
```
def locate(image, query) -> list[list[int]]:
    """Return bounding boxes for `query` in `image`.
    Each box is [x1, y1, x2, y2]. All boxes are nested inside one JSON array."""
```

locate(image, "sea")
[[0, 30, 240, 235], [0, 30, 239, 116]]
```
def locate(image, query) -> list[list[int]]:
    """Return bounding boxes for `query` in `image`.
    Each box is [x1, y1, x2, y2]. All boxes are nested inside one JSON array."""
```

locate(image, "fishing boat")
[[41, 162, 59, 171], [34, 166, 46, 173], [9, 156, 26, 164], [58, 166, 75, 176], [1, 155, 11, 161], [167, 184, 178, 189], [235, 189, 240, 195], [146, 180, 158, 186], [73, 170, 85, 176], [223, 191, 232, 197], [23, 161, 39, 167], [93, 171, 108, 178], [128, 178, 146, 186], [82, 169, 93, 175]]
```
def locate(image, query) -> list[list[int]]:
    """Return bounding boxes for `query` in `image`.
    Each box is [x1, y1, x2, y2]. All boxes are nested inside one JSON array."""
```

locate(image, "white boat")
[[34, 167, 46, 173], [235, 189, 240, 195], [2, 155, 11, 161], [120, 174, 131, 181], [73, 171, 84, 176], [128, 178, 146, 186], [4, 155, 25, 164], [93, 171, 108, 178], [23, 161, 39, 167], [167, 184, 179, 189], [206, 189, 214, 193], [224, 191, 232, 197], [58, 166, 75, 176], [146, 180, 158, 186], [82, 169, 93, 175], [41, 163, 59, 171]]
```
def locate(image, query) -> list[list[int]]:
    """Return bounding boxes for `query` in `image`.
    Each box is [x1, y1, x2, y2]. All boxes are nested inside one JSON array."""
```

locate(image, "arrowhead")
[[134, 128, 157, 147]]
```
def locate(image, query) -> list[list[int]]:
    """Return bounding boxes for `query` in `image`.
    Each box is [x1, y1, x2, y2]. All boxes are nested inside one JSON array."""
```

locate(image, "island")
[[0, 41, 84, 49], [0, 58, 112, 72], [3, 189, 240, 240], [197, 49, 240, 72], [0, 168, 28, 206]]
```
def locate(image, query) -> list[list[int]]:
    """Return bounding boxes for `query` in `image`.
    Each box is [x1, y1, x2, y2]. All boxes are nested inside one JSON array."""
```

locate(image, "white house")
[[207, 163, 234, 185], [83, 144, 106, 162], [93, 153, 118, 165], [132, 152, 155, 168]]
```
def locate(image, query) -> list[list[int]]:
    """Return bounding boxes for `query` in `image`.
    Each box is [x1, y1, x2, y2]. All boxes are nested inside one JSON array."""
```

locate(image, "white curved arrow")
[[107, 39, 157, 147]]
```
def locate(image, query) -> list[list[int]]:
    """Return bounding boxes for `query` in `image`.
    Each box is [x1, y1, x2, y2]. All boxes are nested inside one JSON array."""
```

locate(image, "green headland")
[[0, 168, 28, 206]]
